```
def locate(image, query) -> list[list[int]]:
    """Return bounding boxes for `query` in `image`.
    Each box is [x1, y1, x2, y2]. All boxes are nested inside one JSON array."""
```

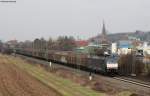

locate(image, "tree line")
[[18, 36, 77, 51]]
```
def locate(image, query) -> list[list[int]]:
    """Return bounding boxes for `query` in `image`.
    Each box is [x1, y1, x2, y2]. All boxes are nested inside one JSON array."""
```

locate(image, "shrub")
[[118, 54, 144, 76]]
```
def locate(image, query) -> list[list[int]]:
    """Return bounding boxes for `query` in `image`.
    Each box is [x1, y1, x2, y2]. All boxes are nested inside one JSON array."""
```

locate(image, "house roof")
[[75, 40, 88, 47]]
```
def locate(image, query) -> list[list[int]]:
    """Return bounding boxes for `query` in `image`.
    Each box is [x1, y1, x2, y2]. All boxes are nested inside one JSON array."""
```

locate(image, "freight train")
[[14, 47, 119, 74]]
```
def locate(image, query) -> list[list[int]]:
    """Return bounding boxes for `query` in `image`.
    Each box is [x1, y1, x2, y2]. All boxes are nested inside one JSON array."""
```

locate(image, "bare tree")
[[56, 36, 76, 51]]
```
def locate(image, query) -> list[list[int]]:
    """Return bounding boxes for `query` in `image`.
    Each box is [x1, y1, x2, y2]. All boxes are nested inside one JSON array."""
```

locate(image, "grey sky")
[[0, 0, 150, 41]]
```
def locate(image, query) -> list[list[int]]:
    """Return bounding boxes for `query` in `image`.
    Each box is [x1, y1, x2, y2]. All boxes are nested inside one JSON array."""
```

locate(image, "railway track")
[[113, 77, 150, 89], [16, 54, 150, 89]]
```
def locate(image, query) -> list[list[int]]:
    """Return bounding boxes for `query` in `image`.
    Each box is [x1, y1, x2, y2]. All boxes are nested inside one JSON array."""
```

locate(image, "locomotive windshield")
[[107, 58, 118, 63], [107, 55, 119, 63]]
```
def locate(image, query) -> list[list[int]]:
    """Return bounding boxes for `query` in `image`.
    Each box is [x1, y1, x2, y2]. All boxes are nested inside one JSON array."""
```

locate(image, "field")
[[0, 55, 61, 96], [0, 54, 136, 96]]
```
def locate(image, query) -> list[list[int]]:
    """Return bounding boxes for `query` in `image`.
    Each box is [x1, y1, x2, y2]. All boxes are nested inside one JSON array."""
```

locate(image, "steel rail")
[[113, 77, 150, 88]]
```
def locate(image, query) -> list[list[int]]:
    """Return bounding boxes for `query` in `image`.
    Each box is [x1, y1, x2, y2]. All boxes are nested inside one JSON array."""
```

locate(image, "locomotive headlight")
[[106, 62, 118, 69]]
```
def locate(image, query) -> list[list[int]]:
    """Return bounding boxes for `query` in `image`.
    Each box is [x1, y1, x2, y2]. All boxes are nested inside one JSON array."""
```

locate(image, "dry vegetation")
[[118, 54, 145, 76], [144, 56, 150, 76], [0, 55, 61, 96]]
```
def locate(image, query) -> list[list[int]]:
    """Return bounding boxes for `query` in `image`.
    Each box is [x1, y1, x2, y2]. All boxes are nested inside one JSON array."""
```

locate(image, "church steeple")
[[102, 20, 106, 36], [100, 20, 109, 44]]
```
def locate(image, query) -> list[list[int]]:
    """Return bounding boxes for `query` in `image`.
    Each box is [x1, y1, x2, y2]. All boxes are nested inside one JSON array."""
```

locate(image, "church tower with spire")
[[102, 21, 107, 36], [100, 20, 108, 44]]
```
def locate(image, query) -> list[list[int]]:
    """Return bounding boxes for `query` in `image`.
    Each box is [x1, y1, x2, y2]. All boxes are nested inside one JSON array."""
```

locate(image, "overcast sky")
[[0, 0, 150, 41]]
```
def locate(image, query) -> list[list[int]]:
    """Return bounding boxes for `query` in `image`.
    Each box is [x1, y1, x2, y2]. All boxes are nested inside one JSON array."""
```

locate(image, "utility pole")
[[13, 47, 16, 57], [46, 41, 48, 61]]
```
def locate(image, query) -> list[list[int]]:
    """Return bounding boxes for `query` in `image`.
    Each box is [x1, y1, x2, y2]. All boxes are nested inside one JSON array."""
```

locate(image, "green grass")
[[116, 91, 133, 96], [7, 56, 106, 96]]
